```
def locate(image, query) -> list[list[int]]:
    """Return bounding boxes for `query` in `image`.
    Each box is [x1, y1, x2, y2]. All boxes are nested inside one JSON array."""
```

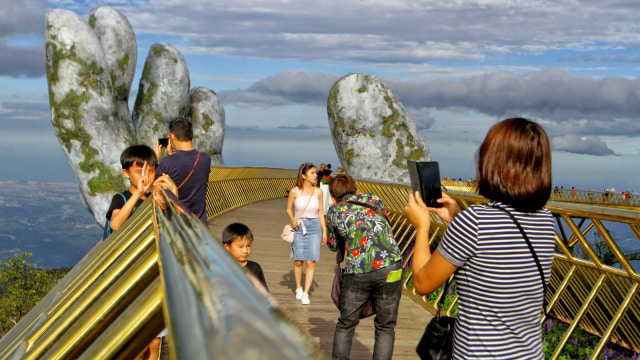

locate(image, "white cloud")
[[551, 134, 618, 156]]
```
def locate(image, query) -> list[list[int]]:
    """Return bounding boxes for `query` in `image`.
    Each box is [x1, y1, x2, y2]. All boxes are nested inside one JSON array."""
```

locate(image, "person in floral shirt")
[[326, 174, 403, 360]]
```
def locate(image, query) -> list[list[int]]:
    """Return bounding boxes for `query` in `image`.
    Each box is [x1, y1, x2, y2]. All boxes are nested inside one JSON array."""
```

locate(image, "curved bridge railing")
[[0, 170, 323, 360], [2, 165, 639, 360], [206, 167, 640, 360]]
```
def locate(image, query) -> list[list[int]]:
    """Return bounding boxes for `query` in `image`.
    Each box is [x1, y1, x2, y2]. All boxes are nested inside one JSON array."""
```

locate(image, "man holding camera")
[[155, 117, 211, 225]]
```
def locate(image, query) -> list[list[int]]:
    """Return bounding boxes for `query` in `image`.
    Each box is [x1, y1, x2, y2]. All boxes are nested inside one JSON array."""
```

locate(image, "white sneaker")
[[295, 287, 304, 300], [301, 293, 310, 305]]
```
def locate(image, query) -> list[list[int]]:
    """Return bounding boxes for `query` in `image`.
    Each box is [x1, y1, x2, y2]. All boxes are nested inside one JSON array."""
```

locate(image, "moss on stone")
[[88, 14, 96, 28], [345, 148, 355, 167], [152, 45, 169, 57], [50, 91, 123, 195], [357, 86, 366, 93], [133, 62, 158, 113], [392, 139, 407, 169], [201, 112, 214, 131]]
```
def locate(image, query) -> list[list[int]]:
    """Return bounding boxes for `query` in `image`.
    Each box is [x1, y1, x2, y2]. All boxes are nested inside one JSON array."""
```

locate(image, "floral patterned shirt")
[[326, 193, 402, 274]]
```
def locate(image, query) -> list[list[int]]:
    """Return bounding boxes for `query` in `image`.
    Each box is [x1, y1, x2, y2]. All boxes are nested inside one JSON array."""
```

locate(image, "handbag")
[[281, 187, 314, 243], [416, 278, 455, 360], [281, 224, 295, 243]]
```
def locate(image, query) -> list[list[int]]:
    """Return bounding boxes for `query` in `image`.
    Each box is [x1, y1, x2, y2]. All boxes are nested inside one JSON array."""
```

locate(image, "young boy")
[[105, 145, 176, 360], [105, 145, 156, 236], [222, 223, 269, 291], [105, 145, 175, 237]]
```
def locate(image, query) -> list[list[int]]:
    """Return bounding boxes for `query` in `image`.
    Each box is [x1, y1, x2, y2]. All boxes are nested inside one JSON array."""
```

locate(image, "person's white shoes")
[[301, 293, 310, 305], [295, 287, 304, 300]]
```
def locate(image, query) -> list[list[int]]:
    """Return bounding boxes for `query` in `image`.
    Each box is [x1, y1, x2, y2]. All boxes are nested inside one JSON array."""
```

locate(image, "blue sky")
[[1, 0, 639, 192]]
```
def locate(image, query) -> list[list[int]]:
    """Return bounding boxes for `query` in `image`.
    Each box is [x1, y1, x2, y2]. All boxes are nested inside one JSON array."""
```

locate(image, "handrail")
[[0, 177, 324, 359], [2, 165, 640, 360], [205, 166, 640, 360]]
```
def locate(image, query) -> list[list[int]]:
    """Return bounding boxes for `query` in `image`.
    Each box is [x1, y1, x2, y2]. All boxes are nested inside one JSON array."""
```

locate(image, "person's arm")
[[286, 188, 299, 228], [317, 188, 327, 245], [404, 191, 458, 295], [111, 162, 153, 231]]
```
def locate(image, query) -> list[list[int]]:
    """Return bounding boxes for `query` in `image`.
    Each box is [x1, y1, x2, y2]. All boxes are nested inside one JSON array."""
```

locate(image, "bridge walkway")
[[208, 197, 431, 359]]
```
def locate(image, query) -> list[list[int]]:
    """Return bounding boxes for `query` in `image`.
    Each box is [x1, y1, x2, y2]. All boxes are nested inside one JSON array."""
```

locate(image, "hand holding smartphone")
[[158, 137, 169, 147], [407, 161, 443, 208]]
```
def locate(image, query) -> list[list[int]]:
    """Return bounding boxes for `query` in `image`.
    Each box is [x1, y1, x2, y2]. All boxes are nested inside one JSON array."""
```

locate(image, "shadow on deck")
[[208, 197, 431, 359]]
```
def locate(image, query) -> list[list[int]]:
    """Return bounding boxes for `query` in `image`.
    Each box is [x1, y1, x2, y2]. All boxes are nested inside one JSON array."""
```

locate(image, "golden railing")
[[204, 167, 640, 360], [0, 178, 324, 359], [2, 165, 639, 360]]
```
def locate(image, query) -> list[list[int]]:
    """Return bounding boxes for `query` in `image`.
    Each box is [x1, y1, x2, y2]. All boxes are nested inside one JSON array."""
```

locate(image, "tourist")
[[104, 145, 177, 360], [405, 118, 555, 359], [326, 174, 403, 360], [222, 222, 268, 291], [154, 117, 211, 225], [286, 162, 327, 305]]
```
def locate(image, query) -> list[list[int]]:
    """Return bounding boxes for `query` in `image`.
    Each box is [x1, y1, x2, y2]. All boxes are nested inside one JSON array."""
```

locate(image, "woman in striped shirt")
[[405, 118, 555, 360]]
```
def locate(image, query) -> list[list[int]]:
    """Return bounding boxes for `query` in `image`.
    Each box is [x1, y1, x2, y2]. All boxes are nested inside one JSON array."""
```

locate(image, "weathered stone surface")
[[132, 43, 191, 145], [89, 6, 137, 135], [327, 73, 431, 183], [46, 7, 227, 227], [45, 9, 133, 225], [187, 87, 225, 165]]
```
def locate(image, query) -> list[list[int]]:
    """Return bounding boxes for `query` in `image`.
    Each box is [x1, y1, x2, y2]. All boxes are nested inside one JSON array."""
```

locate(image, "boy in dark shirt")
[[105, 145, 175, 237], [222, 222, 269, 291]]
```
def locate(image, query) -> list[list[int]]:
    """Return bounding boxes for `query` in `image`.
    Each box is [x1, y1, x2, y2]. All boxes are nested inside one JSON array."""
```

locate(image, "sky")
[[1, 0, 639, 192]]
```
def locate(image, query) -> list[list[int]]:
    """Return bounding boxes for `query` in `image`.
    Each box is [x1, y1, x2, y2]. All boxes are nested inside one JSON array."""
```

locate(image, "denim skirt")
[[292, 217, 321, 261]]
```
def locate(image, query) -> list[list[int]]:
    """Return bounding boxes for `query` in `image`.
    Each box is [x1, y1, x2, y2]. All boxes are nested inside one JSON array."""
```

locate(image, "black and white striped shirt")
[[438, 202, 555, 360]]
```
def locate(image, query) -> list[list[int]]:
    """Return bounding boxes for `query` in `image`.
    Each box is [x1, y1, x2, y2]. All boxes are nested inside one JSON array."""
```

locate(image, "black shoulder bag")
[[416, 277, 456, 360]]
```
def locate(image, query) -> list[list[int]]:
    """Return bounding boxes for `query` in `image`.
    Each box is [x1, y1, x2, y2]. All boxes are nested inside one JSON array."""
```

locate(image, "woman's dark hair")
[[296, 162, 316, 188], [476, 117, 552, 211], [120, 145, 158, 170], [329, 174, 357, 201]]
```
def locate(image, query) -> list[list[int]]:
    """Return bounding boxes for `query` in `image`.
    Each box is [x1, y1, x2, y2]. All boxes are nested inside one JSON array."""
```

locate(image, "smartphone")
[[158, 137, 169, 147], [407, 160, 443, 208]]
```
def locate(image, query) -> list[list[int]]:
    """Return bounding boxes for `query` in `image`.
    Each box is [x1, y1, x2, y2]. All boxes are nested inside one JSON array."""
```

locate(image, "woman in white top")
[[286, 162, 327, 305]]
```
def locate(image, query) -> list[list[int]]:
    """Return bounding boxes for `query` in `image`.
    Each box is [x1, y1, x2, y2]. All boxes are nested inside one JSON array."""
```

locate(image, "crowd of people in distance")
[[104, 116, 562, 359]]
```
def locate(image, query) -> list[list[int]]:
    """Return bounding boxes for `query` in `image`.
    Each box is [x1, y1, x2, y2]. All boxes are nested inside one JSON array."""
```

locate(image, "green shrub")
[[0, 252, 68, 337]]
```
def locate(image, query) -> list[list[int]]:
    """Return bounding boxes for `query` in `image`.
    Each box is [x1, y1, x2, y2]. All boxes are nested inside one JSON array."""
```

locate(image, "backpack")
[[103, 192, 128, 240]]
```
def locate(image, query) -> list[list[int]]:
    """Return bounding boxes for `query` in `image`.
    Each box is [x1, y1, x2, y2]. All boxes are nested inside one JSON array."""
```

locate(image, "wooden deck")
[[208, 197, 432, 359]]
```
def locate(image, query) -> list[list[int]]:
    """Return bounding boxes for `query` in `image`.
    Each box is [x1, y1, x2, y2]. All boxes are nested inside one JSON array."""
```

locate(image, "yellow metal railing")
[[2, 165, 639, 360], [207, 166, 640, 359], [0, 174, 324, 359]]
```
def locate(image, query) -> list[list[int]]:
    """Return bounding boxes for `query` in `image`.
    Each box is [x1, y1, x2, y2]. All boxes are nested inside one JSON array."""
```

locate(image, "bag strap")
[[489, 204, 548, 316], [295, 187, 314, 221], [176, 152, 201, 190], [435, 277, 453, 318]]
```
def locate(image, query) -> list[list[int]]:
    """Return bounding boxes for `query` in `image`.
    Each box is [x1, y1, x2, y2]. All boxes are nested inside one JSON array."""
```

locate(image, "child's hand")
[[137, 161, 152, 194]]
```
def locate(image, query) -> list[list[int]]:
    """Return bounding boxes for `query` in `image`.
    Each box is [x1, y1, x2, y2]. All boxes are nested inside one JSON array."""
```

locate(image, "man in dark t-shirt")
[[155, 117, 211, 225]]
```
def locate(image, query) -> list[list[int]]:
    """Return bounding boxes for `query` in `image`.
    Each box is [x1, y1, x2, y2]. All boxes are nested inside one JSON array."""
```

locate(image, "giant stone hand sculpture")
[[327, 73, 430, 183], [45, 7, 225, 227]]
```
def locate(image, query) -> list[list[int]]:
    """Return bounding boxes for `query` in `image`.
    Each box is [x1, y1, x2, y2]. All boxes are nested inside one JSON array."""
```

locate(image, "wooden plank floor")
[[208, 197, 432, 359]]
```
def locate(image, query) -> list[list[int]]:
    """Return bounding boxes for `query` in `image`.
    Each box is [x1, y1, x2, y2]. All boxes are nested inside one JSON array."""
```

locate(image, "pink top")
[[294, 187, 320, 218]]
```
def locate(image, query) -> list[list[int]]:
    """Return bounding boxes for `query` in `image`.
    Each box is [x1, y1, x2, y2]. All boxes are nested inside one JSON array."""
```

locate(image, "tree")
[[0, 252, 65, 336]]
